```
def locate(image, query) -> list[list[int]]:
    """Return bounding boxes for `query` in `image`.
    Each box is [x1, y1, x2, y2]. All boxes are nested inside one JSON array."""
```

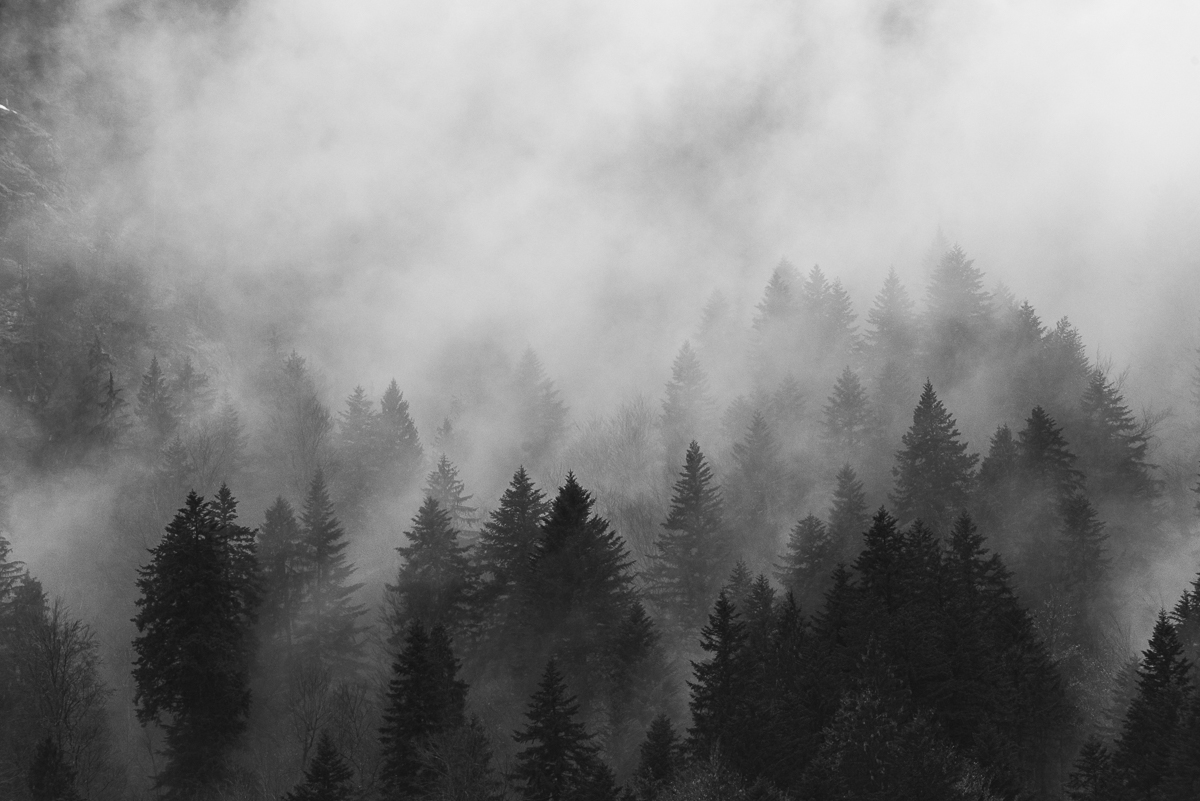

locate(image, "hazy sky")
[[78, 0, 1200, 415]]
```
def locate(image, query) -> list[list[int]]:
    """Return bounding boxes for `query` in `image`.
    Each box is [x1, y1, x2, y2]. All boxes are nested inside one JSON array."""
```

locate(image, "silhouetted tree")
[[284, 731, 355, 801], [823, 367, 870, 460], [258, 497, 304, 657], [476, 466, 549, 603], [726, 413, 783, 573], [890, 381, 977, 531], [378, 379, 423, 490], [827, 464, 869, 561], [391, 496, 475, 634], [136, 356, 177, 445], [775, 515, 833, 613], [688, 592, 749, 762], [26, 736, 81, 801], [425, 455, 479, 535], [661, 343, 715, 468], [512, 659, 601, 801], [633, 715, 685, 801], [923, 245, 993, 386]]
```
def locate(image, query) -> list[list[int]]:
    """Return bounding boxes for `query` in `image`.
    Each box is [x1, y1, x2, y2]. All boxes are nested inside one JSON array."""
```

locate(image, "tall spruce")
[[827, 463, 869, 561], [296, 469, 365, 675], [1076, 369, 1157, 501], [512, 659, 601, 801], [865, 267, 918, 367], [425, 455, 479, 535], [923, 245, 993, 386], [512, 348, 569, 469], [379, 621, 468, 799], [661, 342, 715, 468], [775, 515, 834, 613], [822, 367, 870, 459], [131, 489, 260, 796], [391, 496, 475, 634], [648, 441, 729, 632], [135, 355, 177, 445], [284, 731, 355, 801], [257, 497, 305, 656], [726, 412, 783, 573], [378, 379, 423, 489], [687, 592, 750, 763], [633, 715, 685, 801], [890, 381, 978, 531], [476, 466, 549, 601]]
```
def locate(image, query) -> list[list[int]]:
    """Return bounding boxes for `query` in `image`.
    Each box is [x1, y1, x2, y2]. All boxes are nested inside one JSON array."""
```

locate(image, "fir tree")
[[890, 381, 978, 531], [379, 622, 468, 799], [136, 355, 177, 444], [378, 379, 423, 489], [723, 560, 754, 611], [336, 385, 377, 519], [296, 470, 365, 675], [1057, 492, 1108, 597], [1076, 369, 1157, 501], [131, 489, 260, 796], [172, 357, 213, 428], [751, 262, 796, 332], [476, 466, 549, 598], [822, 367, 870, 458], [923, 245, 993, 387], [865, 267, 918, 366], [974, 424, 1021, 542], [512, 348, 569, 469], [726, 412, 783, 573], [258, 497, 305, 654], [687, 592, 749, 761], [391, 496, 475, 634], [822, 278, 859, 356], [775, 515, 833, 613], [284, 731, 355, 801], [827, 464, 869, 561], [425, 455, 479, 534], [512, 659, 600, 801], [1065, 736, 1114, 801], [1018, 406, 1084, 495], [633, 715, 685, 801], [648, 441, 729, 631], [661, 342, 715, 467]]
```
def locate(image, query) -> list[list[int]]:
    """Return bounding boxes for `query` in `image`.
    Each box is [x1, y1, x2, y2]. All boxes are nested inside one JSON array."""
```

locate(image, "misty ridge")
[[3, 1, 1200, 800]]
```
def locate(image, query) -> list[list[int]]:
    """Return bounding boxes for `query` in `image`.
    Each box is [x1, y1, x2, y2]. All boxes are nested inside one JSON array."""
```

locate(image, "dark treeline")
[[4, 3, 1200, 801]]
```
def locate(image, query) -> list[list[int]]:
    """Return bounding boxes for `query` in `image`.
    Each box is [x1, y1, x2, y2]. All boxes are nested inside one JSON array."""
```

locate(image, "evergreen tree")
[[425, 455, 479, 534], [723, 561, 754, 611], [391, 496, 475, 634], [512, 348, 569, 469], [379, 622, 468, 799], [1112, 611, 1193, 799], [751, 262, 796, 333], [661, 342, 715, 468], [726, 413, 783, 573], [687, 592, 749, 762], [775, 515, 833, 613], [296, 470, 365, 675], [512, 659, 600, 801], [476, 466, 549, 599], [135, 355, 177, 444], [1076, 369, 1157, 501], [827, 464, 869, 561], [131, 489, 260, 796], [923, 245, 993, 387], [335, 385, 377, 518], [973, 424, 1021, 544], [822, 278, 859, 356], [822, 367, 870, 458], [633, 715, 685, 801], [26, 736, 81, 801], [1163, 690, 1200, 801], [378, 379, 423, 489], [890, 381, 978, 532], [284, 730, 355, 801], [648, 442, 729, 631], [258, 497, 305, 655], [172, 357, 213, 428], [1057, 492, 1108, 598], [1065, 736, 1114, 801], [865, 267, 918, 366]]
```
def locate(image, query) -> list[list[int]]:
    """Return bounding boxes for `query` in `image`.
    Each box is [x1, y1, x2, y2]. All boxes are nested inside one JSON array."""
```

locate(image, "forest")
[[3, 1, 1200, 800]]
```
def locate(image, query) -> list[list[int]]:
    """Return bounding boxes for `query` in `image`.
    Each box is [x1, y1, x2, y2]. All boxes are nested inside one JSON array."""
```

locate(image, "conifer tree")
[[1065, 736, 1114, 801], [751, 262, 796, 333], [633, 715, 685, 801], [379, 622, 468, 799], [284, 731, 355, 801], [648, 442, 728, 631], [135, 355, 177, 444], [722, 561, 753, 611], [425, 455, 479, 534], [1076, 369, 1157, 501], [923, 245, 993, 386], [27, 736, 82, 801], [296, 470, 365, 675], [476, 466, 549, 600], [1044, 317, 1092, 413], [688, 592, 749, 762], [172, 357, 213, 428], [823, 278, 859, 357], [512, 348, 569, 469], [661, 342, 715, 467], [726, 413, 783, 573], [827, 464, 869, 560], [336, 385, 377, 516], [258, 497, 305, 654], [391, 496, 475, 634], [378, 379, 423, 489], [1057, 492, 1108, 598], [1112, 611, 1193, 798], [775, 515, 833, 612], [512, 659, 600, 801], [974, 424, 1021, 542], [890, 381, 978, 531], [822, 367, 870, 458], [131, 489, 260, 796], [865, 267, 918, 366]]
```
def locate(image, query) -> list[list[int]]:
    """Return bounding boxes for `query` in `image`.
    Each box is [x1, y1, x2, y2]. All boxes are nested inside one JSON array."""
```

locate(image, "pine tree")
[[1112, 611, 1193, 798], [751, 262, 796, 333], [687, 592, 749, 762], [425, 455, 479, 534], [865, 267, 918, 366], [512, 659, 600, 801], [852, 508, 907, 613], [661, 342, 715, 468], [822, 367, 870, 458], [924, 245, 993, 388], [775, 515, 833, 612], [378, 379, 423, 489], [974, 424, 1021, 543], [827, 464, 869, 561], [648, 441, 729, 631], [1018, 406, 1084, 495], [726, 413, 783, 574], [391, 496, 475, 634], [890, 381, 978, 532], [1044, 317, 1092, 413], [723, 560, 754, 611], [296, 470, 365, 675], [633, 715, 685, 801], [336, 385, 378, 518], [258, 497, 305, 654], [284, 731, 355, 801], [379, 622, 468, 799], [131, 489, 260, 796], [1057, 492, 1108, 597], [173, 357, 213, 428], [1076, 369, 1157, 501], [1065, 736, 1114, 801], [136, 355, 177, 444], [512, 348, 569, 469], [822, 278, 859, 356], [476, 466, 549, 599], [27, 736, 82, 801]]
